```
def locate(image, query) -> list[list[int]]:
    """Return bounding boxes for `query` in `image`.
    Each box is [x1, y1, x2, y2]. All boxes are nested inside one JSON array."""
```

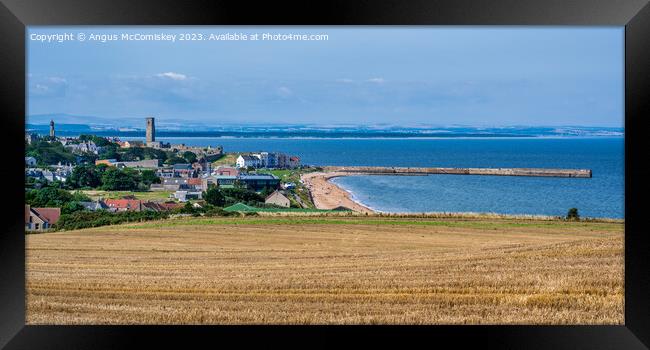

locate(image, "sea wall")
[[321, 166, 592, 178]]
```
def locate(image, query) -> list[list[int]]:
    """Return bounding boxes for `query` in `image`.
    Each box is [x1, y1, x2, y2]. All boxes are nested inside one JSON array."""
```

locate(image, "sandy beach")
[[300, 172, 374, 213]]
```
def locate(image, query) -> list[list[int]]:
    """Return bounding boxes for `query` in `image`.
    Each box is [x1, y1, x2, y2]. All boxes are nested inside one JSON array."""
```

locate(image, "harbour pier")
[[321, 166, 592, 178]]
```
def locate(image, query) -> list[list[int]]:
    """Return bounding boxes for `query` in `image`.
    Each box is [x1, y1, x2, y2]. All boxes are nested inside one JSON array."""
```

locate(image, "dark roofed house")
[[78, 201, 113, 212], [172, 163, 192, 170], [172, 163, 195, 178], [158, 202, 184, 211], [142, 201, 166, 212], [25, 205, 61, 231], [238, 174, 280, 191]]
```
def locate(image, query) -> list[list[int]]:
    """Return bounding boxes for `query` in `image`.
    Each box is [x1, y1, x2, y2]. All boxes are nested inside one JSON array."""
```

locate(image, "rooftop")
[[239, 174, 279, 180]]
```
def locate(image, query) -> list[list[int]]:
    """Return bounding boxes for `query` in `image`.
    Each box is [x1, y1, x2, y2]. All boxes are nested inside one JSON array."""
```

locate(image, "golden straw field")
[[26, 216, 624, 324]]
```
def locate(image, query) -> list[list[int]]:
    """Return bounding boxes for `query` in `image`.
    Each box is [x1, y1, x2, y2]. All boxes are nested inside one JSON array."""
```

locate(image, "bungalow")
[[157, 202, 184, 211], [78, 200, 113, 212], [173, 190, 203, 202], [103, 199, 142, 212], [141, 201, 166, 212], [25, 205, 61, 231], [265, 190, 290, 208]]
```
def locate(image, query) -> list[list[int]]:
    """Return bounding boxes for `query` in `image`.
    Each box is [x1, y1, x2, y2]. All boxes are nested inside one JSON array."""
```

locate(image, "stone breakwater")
[[321, 166, 592, 178]]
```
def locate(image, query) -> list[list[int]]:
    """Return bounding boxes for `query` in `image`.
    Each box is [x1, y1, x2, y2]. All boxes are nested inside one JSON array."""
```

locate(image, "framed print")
[[1, 0, 649, 348]]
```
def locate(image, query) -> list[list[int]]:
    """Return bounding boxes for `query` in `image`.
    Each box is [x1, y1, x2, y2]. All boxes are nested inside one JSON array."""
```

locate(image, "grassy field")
[[79, 190, 173, 201], [26, 216, 623, 325], [211, 153, 238, 167]]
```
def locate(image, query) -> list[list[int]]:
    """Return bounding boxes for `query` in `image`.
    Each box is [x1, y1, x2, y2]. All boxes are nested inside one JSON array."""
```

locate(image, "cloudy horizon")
[[28, 26, 624, 127]]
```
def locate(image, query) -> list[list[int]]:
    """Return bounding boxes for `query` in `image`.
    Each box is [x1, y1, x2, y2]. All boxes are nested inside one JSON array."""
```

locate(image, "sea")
[[117, 136, 625, 219]]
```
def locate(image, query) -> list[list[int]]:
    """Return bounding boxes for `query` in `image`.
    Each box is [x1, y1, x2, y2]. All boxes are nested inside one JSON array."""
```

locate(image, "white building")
[[236, 155, 261, 168], [65, 141, 102, 155], [174, 190, 203, 202]]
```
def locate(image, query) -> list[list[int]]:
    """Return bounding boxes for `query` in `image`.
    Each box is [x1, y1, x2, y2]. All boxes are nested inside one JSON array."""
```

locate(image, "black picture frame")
[[1, 0, 649, 348]]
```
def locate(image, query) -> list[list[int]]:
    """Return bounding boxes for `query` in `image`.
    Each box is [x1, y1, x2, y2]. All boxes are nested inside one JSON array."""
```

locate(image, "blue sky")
[[27, 26, 624, 127]]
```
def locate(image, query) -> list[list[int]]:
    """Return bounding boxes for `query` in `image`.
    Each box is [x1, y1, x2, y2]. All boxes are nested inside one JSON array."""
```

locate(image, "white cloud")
[[277, 86, 293, 97], [367, 77, 385, 84], [48, 77, 67, 83], [156, 72, 188, 81], [336, 78, 354, 83]]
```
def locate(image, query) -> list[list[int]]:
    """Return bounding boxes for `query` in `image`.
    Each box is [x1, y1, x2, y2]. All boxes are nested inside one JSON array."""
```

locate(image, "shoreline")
[[301, 171, 624, 221], [300, 172, 375, 214]]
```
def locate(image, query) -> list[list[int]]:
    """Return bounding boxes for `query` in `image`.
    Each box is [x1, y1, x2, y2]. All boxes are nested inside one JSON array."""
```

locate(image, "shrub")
[[566, 208, 580, 220], [204, 207, 238, 217], [57, 210, 170, 230]]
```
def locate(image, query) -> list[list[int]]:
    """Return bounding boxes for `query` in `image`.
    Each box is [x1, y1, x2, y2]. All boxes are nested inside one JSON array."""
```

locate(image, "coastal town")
[[25, 117, 357, 232], [25, 117, 597, 232]]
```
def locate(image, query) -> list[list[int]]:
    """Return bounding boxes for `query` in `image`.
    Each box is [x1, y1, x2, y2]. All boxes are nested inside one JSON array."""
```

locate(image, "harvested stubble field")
[[26, 216, 624, 325]]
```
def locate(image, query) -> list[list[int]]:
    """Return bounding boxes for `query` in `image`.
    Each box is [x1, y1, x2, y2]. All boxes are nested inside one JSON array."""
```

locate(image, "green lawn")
[[211, 153, 238, 167]]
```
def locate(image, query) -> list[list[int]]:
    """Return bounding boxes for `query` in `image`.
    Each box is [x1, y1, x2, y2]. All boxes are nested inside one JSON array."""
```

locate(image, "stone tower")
[[146, 117, 155, 143], [49, 119, 55, 138]]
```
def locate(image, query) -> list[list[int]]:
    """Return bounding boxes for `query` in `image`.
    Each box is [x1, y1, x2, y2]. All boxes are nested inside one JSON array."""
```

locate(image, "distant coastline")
[[25, 123, 624, 139]]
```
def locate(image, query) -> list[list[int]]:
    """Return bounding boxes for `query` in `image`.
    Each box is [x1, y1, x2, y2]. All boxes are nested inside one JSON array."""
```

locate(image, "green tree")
[[62, 201, 85, 215], [100, 167, 140, 191], [67, 164, 101, 188], [98, 144, 120, 161], [221, 187, 264, 204], [204, 187, 226, 207], [77, 151, 99, 164], [26, 187, 73, 207], [140, 169, 161, 185], [182, 151, 197, 163], [142, 148, 168, 162], [165, 156, 187, 165], [26, 140, 76, 165], [120, 147, 144, 161], [78, 135, 114, 147], [566, 208, 580, 220]]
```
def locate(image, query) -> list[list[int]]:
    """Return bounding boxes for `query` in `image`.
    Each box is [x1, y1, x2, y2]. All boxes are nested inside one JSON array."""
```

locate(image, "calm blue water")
[[154, 137, 624, 218]]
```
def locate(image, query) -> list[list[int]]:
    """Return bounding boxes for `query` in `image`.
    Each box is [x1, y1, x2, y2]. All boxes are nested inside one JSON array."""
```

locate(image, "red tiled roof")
[[32, 207, 61, 225], [103, 199, 142, 210], [187, 178, 203, 186]]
